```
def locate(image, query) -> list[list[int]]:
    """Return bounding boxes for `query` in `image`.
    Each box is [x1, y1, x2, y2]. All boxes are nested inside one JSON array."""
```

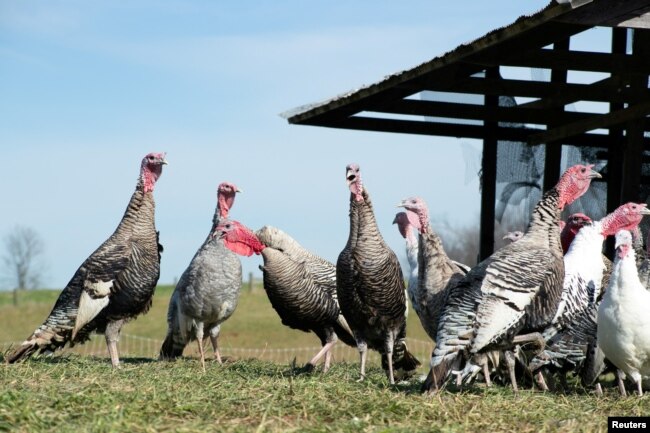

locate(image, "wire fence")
[[1, 334, 434, 368]]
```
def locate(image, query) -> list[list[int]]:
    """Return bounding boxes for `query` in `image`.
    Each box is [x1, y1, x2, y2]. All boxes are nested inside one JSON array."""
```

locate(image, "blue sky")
[[1, 0, 552, 288]]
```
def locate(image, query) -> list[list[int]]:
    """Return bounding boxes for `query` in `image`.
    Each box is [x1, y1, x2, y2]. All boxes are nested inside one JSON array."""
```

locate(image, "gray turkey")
[[396, 197, 469, 342], [638, 228, 650, 290], [528, 203, 649, 390], [423, 164, 600, 393], [255, 225, 356, 372], [337, 163, 420, 384], [216, 221, 356, 372], [159, 182, 242, 370], [7, 152, 168, 367]]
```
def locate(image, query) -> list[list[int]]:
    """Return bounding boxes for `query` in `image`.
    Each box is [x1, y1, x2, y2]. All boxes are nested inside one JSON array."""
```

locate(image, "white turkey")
[[7, 152, 168, 367], [159, 182, 242, 370], [598, 230, 650, 396], [337, 163, 420, 384], [218, 222, 357, 372], [393, 211, 420, 316], [528, 203, 650, 390], [423, 164, 600, 393]]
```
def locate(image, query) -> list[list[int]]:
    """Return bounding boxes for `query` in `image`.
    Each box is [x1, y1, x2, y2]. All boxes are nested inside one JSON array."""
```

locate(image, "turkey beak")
[[588, 169, 601, 179], [640, 206, 650, 216], [346, 170, 356, 187], [236, 188, 243, 193]]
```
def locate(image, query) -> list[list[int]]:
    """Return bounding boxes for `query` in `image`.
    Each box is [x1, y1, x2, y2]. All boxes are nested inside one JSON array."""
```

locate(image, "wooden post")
[[13, 288, 18, 306], [543, 37, 570, 193], [620, 29, 649, 204], [248, 272, 254, 293], [480, 67, 499, 261], [605, 28, 628, 258]]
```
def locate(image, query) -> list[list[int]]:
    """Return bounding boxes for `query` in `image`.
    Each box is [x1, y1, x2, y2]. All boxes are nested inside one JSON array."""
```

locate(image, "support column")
[[480, 67, 499, 261]]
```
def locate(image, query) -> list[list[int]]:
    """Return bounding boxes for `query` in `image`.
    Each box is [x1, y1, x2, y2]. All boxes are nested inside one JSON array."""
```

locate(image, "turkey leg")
[[195, 322, 206, 372], [105, 319, 125, 368], [209, 325, 222, 364]]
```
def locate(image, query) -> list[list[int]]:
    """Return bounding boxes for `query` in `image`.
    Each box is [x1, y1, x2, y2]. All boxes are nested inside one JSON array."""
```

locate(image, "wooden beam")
[[373, 99, 593, 126], [469, 48, 650, 74], [312, 115, 619, 147], [528, 100, 650, 145], [414, 74, 650, 105]]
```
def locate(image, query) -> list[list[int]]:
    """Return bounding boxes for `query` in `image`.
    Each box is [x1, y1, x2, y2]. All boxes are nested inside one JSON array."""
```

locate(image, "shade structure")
[[285, 0, 650, 259]]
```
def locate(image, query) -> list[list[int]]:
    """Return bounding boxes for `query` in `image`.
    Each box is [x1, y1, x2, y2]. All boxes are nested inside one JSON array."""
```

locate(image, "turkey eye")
[[580, 168, 586, 173]]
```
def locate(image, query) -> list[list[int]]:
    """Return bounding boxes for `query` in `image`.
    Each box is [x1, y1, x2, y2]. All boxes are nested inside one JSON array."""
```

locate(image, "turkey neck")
[[525, 188, 562, 253], [118, 184, 156, 239], [346, 190, 384, 249], [418, 227, 457, 297]]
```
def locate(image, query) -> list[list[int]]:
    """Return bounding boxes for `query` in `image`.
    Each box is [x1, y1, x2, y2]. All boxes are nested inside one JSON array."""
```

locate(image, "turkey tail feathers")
[[421, 352, 461, 393], [159, 332, 185, 360]]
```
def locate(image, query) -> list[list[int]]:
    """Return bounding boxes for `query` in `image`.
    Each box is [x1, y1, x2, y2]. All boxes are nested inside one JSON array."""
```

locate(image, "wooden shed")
[[284, 0, 650, 260]]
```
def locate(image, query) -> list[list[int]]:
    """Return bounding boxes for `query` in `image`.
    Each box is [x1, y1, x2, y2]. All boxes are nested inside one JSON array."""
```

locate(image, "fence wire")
[[1, 334, 434, 368]]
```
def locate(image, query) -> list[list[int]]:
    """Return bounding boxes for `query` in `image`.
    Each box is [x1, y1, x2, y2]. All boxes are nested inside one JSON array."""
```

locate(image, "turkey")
[[503, 231, 524, 243], [423, 164, 600, 393], [216, 221, 356, 372], [393, 211, 421, 317], [560, 213, 592, 254], [528, 203, 650, 390], [638, 228, 650, 290], [396, 197, 469, 341], [7, 152, 168, 367], [598, 230, 650, 397], [337, 163, 420, 384], [159, 182, 242, 370]]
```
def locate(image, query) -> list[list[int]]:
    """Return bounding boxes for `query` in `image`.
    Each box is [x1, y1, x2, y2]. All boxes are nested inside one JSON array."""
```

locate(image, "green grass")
[[1, 288, 649, 432]]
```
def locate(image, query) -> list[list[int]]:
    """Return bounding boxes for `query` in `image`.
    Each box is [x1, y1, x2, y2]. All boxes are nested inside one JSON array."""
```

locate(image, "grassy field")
[[1, 287, 649, 432]]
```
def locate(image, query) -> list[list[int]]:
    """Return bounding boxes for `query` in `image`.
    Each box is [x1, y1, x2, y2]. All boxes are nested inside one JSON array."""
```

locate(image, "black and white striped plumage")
[[255, 225, 356, 372], [7, 152, 167, 367], [529, 204, 650, 382], [337, 164, 420, 384], [423, 164, 600, 392], [159, 183, 242, 369]]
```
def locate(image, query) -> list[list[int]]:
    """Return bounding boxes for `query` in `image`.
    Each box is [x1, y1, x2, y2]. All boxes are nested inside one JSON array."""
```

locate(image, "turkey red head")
[[346, 163, 364, 202], [214, 220, 265, 257], [397, 197, 429, 234], [601, 202, 650, 237], [560, 212, 592, 253], [614, 230, 633, 260], [140, 152, 168, 193], [393, 211, 421, 241], [217, 182, 242, 219], [555, 164, 601, 209]]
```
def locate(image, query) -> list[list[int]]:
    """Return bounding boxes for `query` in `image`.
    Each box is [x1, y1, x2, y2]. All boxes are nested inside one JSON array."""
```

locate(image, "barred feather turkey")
[[423, 164, 600, 393], [217, 222, 356, 372], [337, 163, 420, 384], [159, 182, 242, 370], [396, 197, 469, 341], [7, 152, 168, 367], [528, 204, 650, 390]]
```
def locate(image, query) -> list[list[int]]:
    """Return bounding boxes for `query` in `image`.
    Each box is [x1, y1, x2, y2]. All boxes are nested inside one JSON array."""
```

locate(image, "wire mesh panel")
[[1, 335, 434, 371]]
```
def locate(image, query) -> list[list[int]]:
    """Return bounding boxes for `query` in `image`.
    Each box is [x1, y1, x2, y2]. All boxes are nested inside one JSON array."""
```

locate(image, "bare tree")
[[2, 226, 46, 303]]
